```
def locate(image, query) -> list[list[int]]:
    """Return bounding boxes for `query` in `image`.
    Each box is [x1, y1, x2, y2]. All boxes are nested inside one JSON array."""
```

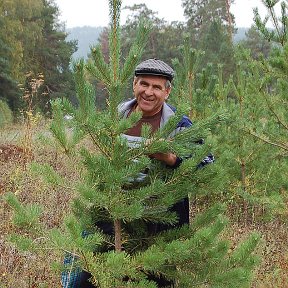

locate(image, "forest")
[[0, 0, 287, 287]]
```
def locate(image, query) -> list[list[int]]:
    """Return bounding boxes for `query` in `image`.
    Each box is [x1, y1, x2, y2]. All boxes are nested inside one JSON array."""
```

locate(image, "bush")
[[0, 100, 13, 127]]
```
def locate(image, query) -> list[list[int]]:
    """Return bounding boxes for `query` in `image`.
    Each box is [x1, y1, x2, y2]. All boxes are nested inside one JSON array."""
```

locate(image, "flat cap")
[[135, 58, 174, 82]]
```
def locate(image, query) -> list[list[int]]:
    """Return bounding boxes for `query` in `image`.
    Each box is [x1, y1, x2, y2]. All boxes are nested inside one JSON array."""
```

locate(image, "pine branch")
[[5, 192, 43, 229], [120, 20, 152, 84], [264, 93, 288, 130], [84, 125, 112, 160], [109, 0, 121, 82], [267, 1, 283, 44], [86, 46, 111, 86], [247, 129, 288, 151]]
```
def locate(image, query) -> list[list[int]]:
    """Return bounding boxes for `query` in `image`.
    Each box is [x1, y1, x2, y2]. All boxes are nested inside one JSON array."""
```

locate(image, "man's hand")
[[149, 152, 177, 167], [145, 138, 177, 166]]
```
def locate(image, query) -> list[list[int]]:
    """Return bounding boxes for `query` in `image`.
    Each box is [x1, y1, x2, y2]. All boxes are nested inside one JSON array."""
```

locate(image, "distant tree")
[[121, 4, 185, 64], [0, 0, 32, 111], [0, 16, 21, 111], [182, 0, 236, 80], [182, 0, 235, 44], [0, 0, 76, 114], [0, 0, 44, 81], [239, 26, 272, 59], [198, 20, 235, 78], [30, 0, 77, 114]]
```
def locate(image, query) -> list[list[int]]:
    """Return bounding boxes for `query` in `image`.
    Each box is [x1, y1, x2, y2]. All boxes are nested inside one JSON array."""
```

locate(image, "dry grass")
[[0, 122, 288, 287], [223, 221, 288, 288], [0, 122, 81, 288]]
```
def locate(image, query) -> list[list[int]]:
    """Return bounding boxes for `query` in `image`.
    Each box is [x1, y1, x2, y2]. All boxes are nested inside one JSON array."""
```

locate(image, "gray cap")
[[135, 58, 174, 82]]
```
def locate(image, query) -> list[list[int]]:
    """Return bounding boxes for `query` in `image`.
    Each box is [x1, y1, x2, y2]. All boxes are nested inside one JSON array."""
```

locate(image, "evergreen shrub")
[[0, 100, 13, 126]]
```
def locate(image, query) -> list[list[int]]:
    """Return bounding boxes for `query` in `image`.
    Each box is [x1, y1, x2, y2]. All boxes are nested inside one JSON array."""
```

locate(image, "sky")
[[55, 0, 274, 29]]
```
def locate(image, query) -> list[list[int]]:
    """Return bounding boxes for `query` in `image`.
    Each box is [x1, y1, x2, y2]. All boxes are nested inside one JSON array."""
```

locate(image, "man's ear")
[[165, 87, 171, 99], [133, 77, 138, 91]]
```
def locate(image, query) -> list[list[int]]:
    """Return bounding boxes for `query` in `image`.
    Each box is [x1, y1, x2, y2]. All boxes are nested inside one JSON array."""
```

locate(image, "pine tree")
[[120, 3, 185, 63], [182, 0, 235, 44], [212, 49, 286, 222], [252, 0, 288, 157], [170, 33, 286, 222], [239, 26, 272, 59], [181, 0, 236, 81], [5, 1, 261, 287], [0, 13, 22, 111], [0, 0, 76, 114]]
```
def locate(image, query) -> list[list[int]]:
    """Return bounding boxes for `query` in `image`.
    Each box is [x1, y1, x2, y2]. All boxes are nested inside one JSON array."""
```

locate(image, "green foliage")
[[239, 26, 272, 59], [251, 0, 288, 159], [0, 15, 22, 111], [29, 162, 64, 187], [0, 0, 76, 114], [0, 100, 13, 126], [4, 192, 43, 229], [170, 27, 286, 222], [253, 0, 288, 46], [49, 98, 84, 154], [8, 234, 36, 252], [211, 47, 286, 220]]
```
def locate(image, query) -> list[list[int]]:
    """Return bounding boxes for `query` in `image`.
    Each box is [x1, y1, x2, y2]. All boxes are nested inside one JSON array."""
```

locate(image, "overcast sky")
[[55, 0, 275, 29]]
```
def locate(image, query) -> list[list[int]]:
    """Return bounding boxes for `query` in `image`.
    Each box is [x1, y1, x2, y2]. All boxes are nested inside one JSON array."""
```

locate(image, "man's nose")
[[145, 86, 154, 96]]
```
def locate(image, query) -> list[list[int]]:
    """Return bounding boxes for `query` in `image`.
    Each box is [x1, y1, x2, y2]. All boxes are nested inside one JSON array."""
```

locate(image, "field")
[[1, 122, 288, 288]]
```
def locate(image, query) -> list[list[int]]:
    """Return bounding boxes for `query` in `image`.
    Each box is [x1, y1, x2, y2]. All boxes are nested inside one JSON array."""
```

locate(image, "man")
[[118, 58, 194, 230], [62, 59, 212, 287]]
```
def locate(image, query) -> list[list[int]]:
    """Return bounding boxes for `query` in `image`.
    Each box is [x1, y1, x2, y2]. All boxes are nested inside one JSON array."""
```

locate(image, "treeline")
[[0, 0, 277, 116], [0, 0, 76, 115]]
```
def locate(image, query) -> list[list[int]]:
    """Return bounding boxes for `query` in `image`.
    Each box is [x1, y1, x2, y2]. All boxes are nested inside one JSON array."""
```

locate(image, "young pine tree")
[[252, 0, 288, 157]]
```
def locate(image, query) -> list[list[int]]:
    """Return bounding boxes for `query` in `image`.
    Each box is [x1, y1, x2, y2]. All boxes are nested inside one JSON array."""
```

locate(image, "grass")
[[0, 121, 81, 287], [0, 121, 288, 287]]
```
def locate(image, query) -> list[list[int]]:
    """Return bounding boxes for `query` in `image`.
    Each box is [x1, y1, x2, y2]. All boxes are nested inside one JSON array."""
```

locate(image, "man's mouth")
[[141, 96, 153, 102]]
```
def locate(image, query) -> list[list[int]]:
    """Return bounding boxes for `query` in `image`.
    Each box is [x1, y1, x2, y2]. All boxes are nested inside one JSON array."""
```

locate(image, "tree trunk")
[[225, 0, 233, 43], [114, 219, 122, 252]]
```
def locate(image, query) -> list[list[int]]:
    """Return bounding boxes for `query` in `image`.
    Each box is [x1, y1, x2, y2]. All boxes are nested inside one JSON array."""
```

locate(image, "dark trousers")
[[77, 271, 174, 287], [63, 198, 188, 287]]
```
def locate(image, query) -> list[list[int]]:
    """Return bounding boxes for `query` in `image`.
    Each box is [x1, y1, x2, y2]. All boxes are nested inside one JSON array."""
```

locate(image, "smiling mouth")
[[141, 96, 154, 102]]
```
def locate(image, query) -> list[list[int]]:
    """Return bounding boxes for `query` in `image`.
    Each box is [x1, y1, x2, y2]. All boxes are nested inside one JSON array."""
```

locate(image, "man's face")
[[133, 75, 171, 117]]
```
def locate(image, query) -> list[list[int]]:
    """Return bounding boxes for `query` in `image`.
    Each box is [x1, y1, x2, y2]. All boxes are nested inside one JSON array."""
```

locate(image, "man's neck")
[[135, 104, 163, 117]]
